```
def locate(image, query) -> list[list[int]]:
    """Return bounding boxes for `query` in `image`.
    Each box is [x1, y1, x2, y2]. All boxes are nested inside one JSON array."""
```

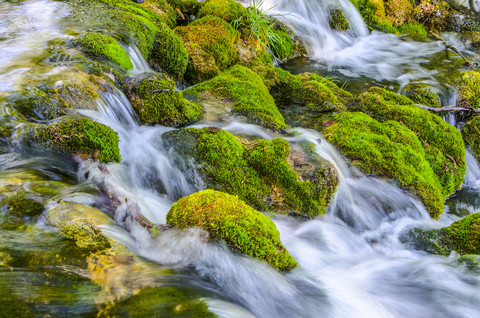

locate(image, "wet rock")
[[457, 70, 480, 109], [403, 84, 442, 108], [462, 115, 480, 161], [167, 189, 298, 271]]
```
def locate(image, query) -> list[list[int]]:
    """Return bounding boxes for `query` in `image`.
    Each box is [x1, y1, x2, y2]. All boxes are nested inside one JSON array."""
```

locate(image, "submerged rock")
[[184, 65, 286, 130], [127, 74, 202, 126], [167, 189, 298, 271], [32, 116, 121, 163], [164, 127, 338, 218]]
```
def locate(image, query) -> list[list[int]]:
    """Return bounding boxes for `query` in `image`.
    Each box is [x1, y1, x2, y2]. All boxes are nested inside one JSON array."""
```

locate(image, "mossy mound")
[[251, 64, 350, 112], [403, 84, 442, 108], [329, 8, 350, 31], [175, 16, 240, 83], [166, 0, 201, 16], [164, 127, 338, 218], [149, 25, 189, 78], [356, 87, 465, 194], [128, 74, 202, 126], [324, 111, 446, 217], [33, 116, 121, 163], [105, 286, 216, 317], [140, 0, 177, 26], [197, 0, 245, 23], [1, 193, 44, 217], [403, 212, 480, 256], [461, 31, 480, 48], [457, 71, 480, 109], [167, 189, 298, 271], [462, 116, 480, 162], [74, 32, 133, 70], [44, 202, 115, 252], [184, 65, 286, 130]]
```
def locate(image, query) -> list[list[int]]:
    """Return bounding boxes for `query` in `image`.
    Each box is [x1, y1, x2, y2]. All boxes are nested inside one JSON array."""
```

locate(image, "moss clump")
[[8, 89, 65, 121], [149, 24, 189, 78], [164, 127, 338, 218], [167, 189, 298, 271], [33, 116, 121, 163], [1, 194, 44, 217], [251, 64, 350, 111], [185, 65, 286, 130], [462, 116, 480, 162], [74, 32, 133, 70], [404, 85, 441, 108], [175, 16, 240, 83], [197, 0, 245, 23], [166, 0, 201, 16], [356, 87, 465, 196], [106, 286, 216, 317], [129, 74, 201, 126], [324, 111, 445, 217], [457, 71, 480, 109], [329, 8, 349, 31]]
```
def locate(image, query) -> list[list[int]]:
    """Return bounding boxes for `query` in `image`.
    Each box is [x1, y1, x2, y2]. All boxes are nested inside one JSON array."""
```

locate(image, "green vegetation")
[[130, 74, 202, 126], [164, 127, 338, 218], [329, 8, 349, 31], [198, 0, 245, 23], [166, 0, 202, 16], [8, 89, 65, 121], [251, 64, 350, 111], [74, 32, 133, 70], [150, 25, 189, 78], [184, 65, 286, 130], [175, 15, 240, 83], [462, 116, 480, 162], [457, 71, 480, 109], [167, 189, 298, 271], [1, 193, 44, 217], [106, 286, 216, 317], [324, 111, 445, 217], [33, 116, 121, 163], [404, 85, 441, 108]]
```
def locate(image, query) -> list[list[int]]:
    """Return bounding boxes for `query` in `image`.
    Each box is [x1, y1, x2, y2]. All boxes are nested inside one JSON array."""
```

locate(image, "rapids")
[[1, 0, 480, 316]]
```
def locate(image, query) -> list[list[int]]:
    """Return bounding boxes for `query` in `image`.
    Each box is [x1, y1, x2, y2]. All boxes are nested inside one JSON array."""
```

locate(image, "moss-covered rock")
[[128, 74, 202, 126], [457, 71, 480, 109], [7, 89, 66, 121], [403, 84, 442, 108], [329, 8, 350, 31], [175, 16, 240, 83], [74, 32, 133, 70], [403, 212, 480, 256], [166, 0, 202, 16], [197, 0, 245, 23], [461, 31, 480, 48], [44, 202, 115, 252], [167, 189, 298, 271], [462, 116, 480, 162], [1, 193, 44, 217], [184, 65, 286, 130], [105, 286, 216, 317], [251, 64, 350, 112], [33, 116, 121, 163], [140, 0, 177, 27], [149, 25, 189, 78], [324, 111, 446, 217], [164, 127, 338, 218]]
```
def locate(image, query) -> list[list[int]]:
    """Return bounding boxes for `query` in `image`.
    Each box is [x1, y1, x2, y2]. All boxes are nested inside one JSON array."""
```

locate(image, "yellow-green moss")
[[130, 74, 202, 126], [457, 71, 480, 109], [356, 87, 465, 196], [164, 127, 338, 217], [33, 116, 121, 163], [166, 0, 201, 15], [404, 85, 442, 108], [74, 32, 133, 70], [7, 89, 65, 121], [184, 65, 286, 130], [1, 193, 44, 217], [324, 111, 445, 217], [197, 0, 245, 23], [462, 116, 480, 162], [167, 189, 298, 271], [175, 15, 240, 83], [329, 8, 350, 31]]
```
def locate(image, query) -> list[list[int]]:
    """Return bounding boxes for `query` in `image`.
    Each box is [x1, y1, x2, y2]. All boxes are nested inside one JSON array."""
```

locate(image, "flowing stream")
[[1, 0, 480, 316]]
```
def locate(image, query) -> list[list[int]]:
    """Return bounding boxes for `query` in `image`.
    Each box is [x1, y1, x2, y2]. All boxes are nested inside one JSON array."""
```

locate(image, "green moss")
[[130, 74, 202, 126], [166, 0, 201, 15], [149, 24, 189, 78], [462, 116, 480, 162], [33, 116, 121, 163], [184, 65, 286, 130], [324, 111, 445, 218], [167, 189, 298, 271], [457, 71, 480, 109], [175, 16, 240, 83], [106, 286, 216, 317], [1, 193, 44, 217], [8, 89, 65, 121], [164, 127, 338, 217], [404, 85, 441, 108], [397, 22, 428, 40], [197, 0, 245, 23], [74, 32, 133, 70], [329, 8, 349, 31], [356, 87, 465, 196], [251, 64, 351, 111]]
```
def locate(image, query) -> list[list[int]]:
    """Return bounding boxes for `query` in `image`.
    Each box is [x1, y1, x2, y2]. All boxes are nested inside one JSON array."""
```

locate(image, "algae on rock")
[[167, 189, 298, 271]]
